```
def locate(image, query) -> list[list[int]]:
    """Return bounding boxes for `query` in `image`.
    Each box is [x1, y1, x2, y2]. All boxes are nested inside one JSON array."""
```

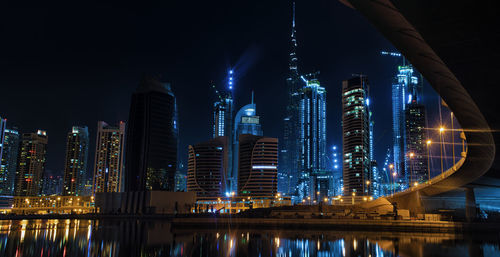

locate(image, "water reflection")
[[0, 219, 499, 256]]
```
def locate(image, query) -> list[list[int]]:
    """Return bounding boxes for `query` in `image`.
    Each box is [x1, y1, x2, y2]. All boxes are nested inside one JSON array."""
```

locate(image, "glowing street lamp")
[[426, 140, 432, 181], [439, 127, 445, 177]]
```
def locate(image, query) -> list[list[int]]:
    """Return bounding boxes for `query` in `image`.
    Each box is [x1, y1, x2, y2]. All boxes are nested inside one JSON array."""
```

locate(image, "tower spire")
[[289, 1, 299, 77]]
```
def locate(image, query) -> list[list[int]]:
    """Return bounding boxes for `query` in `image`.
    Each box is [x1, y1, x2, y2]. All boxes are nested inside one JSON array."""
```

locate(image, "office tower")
[[212, 75, 234, 192], [342, 76, 372, 196], [281, 2, 301, 196], [0, 128, 20, 195], [62, 126, 89, 196], [93, 121, 126, 194], [232, 94, 263, 192], [405, 103, 428, 185], [15, 130, 48, 196], [187, 137, 228, 198], [125, 75, 178, 191], [392, 64, 425, 187], [238, 135, 278, 198], [297, 74, 327, 201]]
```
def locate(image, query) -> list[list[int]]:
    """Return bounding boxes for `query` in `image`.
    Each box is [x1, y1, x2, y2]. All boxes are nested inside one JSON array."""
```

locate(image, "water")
[[1, 219, 500, 257]]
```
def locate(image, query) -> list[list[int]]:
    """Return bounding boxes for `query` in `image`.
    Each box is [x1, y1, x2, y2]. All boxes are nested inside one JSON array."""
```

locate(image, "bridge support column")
[[465, 187, 477, 222]]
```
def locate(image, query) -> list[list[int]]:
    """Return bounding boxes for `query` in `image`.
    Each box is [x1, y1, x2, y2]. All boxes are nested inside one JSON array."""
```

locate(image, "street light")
[[408, 152, 414, 186], [426, 140, 432, 181], [439, 126, 445, 177], [389, 164, 395, 195]]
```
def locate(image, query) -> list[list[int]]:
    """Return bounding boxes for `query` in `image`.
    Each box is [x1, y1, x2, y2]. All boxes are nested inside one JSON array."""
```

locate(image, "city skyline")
[[0, 1, 445, 183]]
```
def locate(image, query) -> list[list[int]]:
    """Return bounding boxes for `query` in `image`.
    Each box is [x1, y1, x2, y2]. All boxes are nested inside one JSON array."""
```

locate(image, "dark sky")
[[0, 0, 442, 177]]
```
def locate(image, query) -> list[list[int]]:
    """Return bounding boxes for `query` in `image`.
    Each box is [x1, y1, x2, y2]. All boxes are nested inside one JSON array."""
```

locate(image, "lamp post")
[[409, 152, 414, 186], [351, 192, 356, 205], [439, 127, 445, 177], [389, 164, 395, 195], [365, 180, 370, 195], [426, 140, 432, 181]]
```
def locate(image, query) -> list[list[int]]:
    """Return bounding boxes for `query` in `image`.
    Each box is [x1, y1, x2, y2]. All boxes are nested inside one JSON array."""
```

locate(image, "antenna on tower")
[[292, 1, 296, 29], [381, 51, 405, 65]]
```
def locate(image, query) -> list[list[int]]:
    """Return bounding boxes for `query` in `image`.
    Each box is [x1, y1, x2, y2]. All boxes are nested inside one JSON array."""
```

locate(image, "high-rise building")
[[238, 134, 278, 198], [405, 103, 428, 185], [296, 75, 327, 201], [232, 94, 263, 192], [93, 121, 126, 194], [0, 128, 20, 196], [342, 76, 372, 196], [15, 130, 48, 196], [280, 2, 301, 196], [62, 126, 89, 196], [187, 136, 229, 198], [212, 76, 235, 192], [391, 64, 425, 188], [125, 76, 178, 192]]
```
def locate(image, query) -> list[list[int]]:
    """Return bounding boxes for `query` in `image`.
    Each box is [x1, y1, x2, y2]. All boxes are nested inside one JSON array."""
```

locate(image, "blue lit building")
[[0, 127, 20, 196], [232, 95, 263, 191], [281, 2, 301, 197], [297, 74, 327, 201], [391, 64, 425, 189]]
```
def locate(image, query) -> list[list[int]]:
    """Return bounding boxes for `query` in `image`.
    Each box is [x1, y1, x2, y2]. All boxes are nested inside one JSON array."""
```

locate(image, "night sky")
[[0, 0, 443, 177]]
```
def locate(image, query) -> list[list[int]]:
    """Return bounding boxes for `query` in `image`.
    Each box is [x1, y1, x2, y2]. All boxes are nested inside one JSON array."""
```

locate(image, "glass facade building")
[[297, 76, 327, 201], [212, 93, 234, 193], [342, 76, 372, 196], [93, 121, 126, 194], [405, 103, 428, 185], [15, 130, 48, 196], [391, 64, 426, 188], [0, 124, 20, 196], [125, 76, 178, 192], [62, 126, 89, 196]]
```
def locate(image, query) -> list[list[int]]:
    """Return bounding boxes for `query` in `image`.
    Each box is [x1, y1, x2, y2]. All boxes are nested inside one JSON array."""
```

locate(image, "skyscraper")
[[187, 136, 228, 198], [391, 64, 425, 188], [125, 75, 178, 192], [0, 128, 20, 196], [62, 126, 89, 196], [232, 94, 263, 192], [281, 2, 303, 198], [93, 121, 126, 194], [342, 76, 372, 196], [212, 76, 235, 192], [405, 103, 428, 185], [15, 130, 48, 196], [238, 134, 278, 198], [297, 74, 327, 200]]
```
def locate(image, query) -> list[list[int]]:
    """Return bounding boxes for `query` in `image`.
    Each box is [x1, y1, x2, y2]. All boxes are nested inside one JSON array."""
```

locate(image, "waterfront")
[[0, 219, 500, 256]]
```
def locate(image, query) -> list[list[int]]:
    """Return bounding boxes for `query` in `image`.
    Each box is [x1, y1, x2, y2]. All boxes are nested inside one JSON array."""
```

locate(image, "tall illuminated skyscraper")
[[62, 126, 89, 196], [391, 64, 425, 188], [281, 2, 302, 197], [93, 121, 126, 194], [0, 117, 5, 160], [342, 76, 372, 196], [125, 75, 178, 191], [15, 130, 48, 196], [297, 74, 327, 201], [212, 70, 236, 192], [0, 121, 20, 196], [405, 103, 428, 185]]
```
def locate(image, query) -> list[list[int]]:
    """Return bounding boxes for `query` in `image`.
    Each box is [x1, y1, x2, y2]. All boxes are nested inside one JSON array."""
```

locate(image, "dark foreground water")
[[1, 219, 500, 257]]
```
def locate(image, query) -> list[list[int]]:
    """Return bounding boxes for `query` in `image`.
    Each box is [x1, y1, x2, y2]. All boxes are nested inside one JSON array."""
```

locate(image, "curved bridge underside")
[[340, 0, 500, 209]]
